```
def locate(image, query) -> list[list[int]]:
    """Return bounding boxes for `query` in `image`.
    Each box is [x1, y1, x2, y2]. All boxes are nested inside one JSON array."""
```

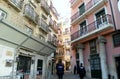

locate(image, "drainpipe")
[[108, 0, 117, 30]]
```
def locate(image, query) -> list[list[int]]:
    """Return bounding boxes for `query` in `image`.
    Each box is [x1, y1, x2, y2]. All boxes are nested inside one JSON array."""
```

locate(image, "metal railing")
[[71, 14, 113, 41], [41, 0, 50, 14], [24, 4, 38, 24], [10, 0, 23, 9], [38, 18, 49, 33], [71, 0, 102, 23]]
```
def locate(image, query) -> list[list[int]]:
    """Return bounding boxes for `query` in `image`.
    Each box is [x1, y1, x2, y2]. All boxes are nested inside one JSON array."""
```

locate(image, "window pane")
[[113, 33, 120, 47]]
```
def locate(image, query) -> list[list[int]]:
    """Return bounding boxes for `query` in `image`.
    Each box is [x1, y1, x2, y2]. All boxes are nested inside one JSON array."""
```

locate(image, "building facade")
[[0, 0, 58, 79], [55, 20, 71, 71], [70, 0, 120, 79]]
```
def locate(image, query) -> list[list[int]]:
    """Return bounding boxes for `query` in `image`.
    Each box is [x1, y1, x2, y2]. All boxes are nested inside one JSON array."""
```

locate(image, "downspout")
[[108, 0, 117, 30]]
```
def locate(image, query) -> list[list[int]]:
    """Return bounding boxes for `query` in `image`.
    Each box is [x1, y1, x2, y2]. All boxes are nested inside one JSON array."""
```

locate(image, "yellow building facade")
[[0, 0, 58, 79]]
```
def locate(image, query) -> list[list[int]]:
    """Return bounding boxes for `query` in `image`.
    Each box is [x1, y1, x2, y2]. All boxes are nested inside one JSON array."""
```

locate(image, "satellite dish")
[[118, 0, 120, 12]]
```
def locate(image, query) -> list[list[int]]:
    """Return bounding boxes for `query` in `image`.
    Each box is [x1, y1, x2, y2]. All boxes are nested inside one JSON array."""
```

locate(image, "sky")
[[52, 0, 71, 27], [52, 0, 71, 19]]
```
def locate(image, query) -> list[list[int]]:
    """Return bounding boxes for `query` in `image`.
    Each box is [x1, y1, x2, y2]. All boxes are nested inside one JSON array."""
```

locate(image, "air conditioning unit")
[[0, 10, 6, 20]]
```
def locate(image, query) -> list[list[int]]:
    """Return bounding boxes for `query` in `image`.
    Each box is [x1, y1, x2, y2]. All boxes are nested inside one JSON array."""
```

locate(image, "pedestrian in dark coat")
[[74, 65, 77, 74], [56, 59, 64, 79], [78, 63, 86, 79]]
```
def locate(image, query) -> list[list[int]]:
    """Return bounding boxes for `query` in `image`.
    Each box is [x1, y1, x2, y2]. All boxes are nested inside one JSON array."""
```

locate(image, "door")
[[36, 59, 43, 79], [115, 57, 120, 79], [17, 55, 31, 79], [89, 40, 102, 78], [95, 9, 106, 28], [80, 21, 87, 36], [90, 54, 102, 78]]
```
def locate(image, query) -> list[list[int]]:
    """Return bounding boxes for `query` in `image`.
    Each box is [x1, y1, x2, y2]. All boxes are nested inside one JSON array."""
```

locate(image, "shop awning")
[[0, 19, 56, 55]]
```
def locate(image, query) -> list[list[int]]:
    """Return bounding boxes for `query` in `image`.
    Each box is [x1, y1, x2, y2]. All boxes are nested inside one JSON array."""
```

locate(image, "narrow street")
[[51, 71, 91, 79]]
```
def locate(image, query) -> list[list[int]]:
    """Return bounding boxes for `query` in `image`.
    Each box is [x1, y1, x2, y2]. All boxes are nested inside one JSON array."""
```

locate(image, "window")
[[113, 33, 120, 47], [89, 39, 97, 54], [24, 4, 38, 23], [65, 28, 70, 34], [79, 3, 85, 15], [95, 9, 106, 28], [25, 26, 33, 34], [39, 35, 45, 41], [0, 9, 7, 19], [42, 14, 47, 20], [80, 21, 87, 36]]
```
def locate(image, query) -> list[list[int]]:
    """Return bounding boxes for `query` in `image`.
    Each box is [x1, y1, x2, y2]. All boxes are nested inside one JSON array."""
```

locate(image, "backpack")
[[79, 66, 86, 76]]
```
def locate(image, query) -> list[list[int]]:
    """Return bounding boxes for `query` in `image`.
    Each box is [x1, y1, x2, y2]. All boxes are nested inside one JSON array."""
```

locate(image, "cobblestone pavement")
[[51, 71, 91, 79]]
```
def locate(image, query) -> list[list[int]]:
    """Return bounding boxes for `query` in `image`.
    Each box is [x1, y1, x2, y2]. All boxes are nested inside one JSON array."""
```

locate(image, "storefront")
[[0, 17, 56, 79]]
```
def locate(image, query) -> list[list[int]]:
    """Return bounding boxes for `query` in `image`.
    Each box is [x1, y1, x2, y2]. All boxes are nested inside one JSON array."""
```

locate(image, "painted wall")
[[0, 45, 15, 76]]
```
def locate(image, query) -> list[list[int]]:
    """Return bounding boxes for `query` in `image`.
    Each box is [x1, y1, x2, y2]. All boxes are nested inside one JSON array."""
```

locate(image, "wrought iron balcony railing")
[[71, 0, 104, 23], [6, 0, 23, 11], [40, 0, 50, 14], [24, 4, 38, 24], [38, 18, 49, 33], [48, 34, 57, 46], [49, 17, 54, 26], [71, 14, 113, 41]]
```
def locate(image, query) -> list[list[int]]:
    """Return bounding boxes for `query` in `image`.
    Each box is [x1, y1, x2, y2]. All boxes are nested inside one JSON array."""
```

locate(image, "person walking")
[[56, 59, 64, 79], [78, 63, 86, 79], [74, 65, 77, 74]]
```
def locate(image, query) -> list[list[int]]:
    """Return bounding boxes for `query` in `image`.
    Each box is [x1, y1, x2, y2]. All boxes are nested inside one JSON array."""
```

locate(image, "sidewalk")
[[51, 71, 92, 79]]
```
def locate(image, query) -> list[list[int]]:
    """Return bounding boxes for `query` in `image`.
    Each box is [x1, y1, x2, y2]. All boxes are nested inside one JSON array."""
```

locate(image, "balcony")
[[70, 0, 79, 7], [55, 53, 64, 58], [49, 17, 54, 26], [71, 0, 107, 25], [48, 34, 57, 46], [5, 0, 23, 11], [38, 18, 49, 33], [71, 14, 114, 42], [24, 4, 38, 24], [49, 20, 58, 33], [40, 0, 50, 14]]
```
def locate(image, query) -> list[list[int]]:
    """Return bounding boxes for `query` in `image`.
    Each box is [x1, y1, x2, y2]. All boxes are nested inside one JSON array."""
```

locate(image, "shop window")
[[113, 33, 120, 47]]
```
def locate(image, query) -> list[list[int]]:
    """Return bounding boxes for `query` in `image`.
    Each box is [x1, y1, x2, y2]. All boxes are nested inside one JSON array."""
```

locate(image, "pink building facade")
[[70, 0, 120, 79]]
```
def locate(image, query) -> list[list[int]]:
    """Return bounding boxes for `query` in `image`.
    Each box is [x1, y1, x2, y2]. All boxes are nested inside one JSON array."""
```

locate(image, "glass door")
[[17, 55, 31, 79], [36, 59, 43, 79], [95, 9, 106, 28]]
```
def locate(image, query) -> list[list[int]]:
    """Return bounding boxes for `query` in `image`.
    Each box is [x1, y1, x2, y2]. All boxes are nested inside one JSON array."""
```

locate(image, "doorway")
[[115, 57, 120, 79], [36, 59, 43, 79]]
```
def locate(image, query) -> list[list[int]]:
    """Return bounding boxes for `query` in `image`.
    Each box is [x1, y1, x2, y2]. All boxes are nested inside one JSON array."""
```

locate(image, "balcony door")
[[95, 9, 106, 28], [80, 21, 87, 36]]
